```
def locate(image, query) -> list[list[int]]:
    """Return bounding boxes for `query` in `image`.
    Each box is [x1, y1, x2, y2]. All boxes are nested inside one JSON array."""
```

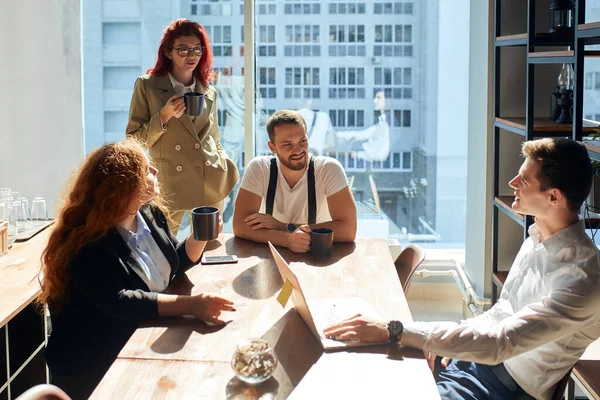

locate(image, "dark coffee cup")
[[311, 228, 334, 257], [192, 206, 219, 241], [184, 92, 205, 116]]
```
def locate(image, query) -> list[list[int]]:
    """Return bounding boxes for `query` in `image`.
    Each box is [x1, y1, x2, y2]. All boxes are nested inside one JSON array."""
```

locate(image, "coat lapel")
[[155, 74, 197, 141], [106, 229, 154, 292], [139, 204, 179, 277]]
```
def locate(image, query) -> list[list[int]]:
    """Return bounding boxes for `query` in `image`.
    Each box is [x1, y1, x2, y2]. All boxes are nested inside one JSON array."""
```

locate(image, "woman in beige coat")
[[127, 18, 238, 234]]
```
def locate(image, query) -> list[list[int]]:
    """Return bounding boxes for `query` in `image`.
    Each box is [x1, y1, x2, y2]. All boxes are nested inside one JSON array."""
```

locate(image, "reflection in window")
[[329, 1, 366, 14], [374, 2, 413, 14]]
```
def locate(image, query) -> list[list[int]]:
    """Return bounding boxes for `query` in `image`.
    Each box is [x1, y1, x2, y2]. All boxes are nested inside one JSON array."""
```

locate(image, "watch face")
[[389, 320, 403, 335], [286, 223, 297, 232]]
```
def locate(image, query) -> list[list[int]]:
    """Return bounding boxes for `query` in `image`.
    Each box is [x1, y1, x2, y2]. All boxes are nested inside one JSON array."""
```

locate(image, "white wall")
[[436, 0, 470, 247], [464, 0, 493, 297], [0, 0, 84, 216]]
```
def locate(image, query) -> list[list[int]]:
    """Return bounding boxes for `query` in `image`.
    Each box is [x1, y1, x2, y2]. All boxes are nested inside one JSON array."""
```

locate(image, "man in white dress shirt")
[[324, 138, 600, 400], [233, 109, 357, 253]]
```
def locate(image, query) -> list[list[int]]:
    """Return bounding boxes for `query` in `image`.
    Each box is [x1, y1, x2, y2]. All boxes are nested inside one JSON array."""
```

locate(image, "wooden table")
[[90, 235, 439, 399], [568, 339, 600, 400], [1, 227, 52, 398]]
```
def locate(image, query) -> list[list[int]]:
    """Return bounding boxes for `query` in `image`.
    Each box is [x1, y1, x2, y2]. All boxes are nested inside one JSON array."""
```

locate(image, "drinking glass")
[[13, 200, 26, 234], [21, 197, 31, 228], [0, 193, 16, 246], [31, 197, 48, 226]]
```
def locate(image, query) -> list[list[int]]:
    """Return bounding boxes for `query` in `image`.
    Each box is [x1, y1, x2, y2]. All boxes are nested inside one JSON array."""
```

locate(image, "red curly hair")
[[38, 139, 168, 309], [147, 18, 215, 88]]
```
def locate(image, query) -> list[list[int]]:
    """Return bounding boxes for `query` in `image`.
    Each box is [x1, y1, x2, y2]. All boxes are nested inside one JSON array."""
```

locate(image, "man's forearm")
[[233, 223, 292, 247], [309, 219, 357, 242]]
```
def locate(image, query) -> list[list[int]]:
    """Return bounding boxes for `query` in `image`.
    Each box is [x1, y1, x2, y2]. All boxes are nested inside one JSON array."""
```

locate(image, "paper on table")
[[277, 279, 293, 308]]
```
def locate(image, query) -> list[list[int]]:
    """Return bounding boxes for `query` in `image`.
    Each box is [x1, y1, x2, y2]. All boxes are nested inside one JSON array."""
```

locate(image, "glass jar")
[[231, 339, 278, 384]]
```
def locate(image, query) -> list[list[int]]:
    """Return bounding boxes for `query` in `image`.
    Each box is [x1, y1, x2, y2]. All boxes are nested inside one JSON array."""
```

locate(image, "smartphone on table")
[[200, 255, 238, 265]]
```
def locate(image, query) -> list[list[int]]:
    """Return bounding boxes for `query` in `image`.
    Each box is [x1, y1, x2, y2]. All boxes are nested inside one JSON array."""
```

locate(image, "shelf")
[[494, 117, 599, 137], [492, 271, 509, 288], [494, 196, 525, 226], [495, 32, 575, 47], [578, 22, 600, 44], [495, 33, 527, 47], [528, 50, 574, 64]]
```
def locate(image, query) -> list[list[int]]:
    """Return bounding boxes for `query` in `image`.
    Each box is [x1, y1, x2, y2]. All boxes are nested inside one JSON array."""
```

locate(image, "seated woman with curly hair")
[[39, 139, 235, 399]]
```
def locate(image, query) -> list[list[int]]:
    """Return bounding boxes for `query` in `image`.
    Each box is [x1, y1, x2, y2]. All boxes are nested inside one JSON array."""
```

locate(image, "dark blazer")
[[45, 203, 195, 399]]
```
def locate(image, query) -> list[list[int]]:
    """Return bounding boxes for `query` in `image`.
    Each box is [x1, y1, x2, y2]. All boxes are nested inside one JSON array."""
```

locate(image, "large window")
[[82, 1, 470, 248]]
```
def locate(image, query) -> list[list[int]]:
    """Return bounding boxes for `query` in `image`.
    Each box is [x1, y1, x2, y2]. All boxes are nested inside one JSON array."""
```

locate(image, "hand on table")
[[323, 313, 388, 343], [190, 293, 236, 325], [244, 213, 285, 231]]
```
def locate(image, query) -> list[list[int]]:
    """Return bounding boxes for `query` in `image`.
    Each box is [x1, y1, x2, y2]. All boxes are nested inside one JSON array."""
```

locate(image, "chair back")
[[394, 244, 425, 293]]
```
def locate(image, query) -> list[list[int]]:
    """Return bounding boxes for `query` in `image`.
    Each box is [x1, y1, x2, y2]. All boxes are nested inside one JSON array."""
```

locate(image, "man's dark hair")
[[522, 138, 593, 213], [266, 110, 307, 143]]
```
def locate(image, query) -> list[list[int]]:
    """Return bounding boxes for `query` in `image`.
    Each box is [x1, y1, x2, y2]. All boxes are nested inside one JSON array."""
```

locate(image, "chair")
[[551, 369, 574, 400], [15, 384, 71, 400], [394, 244, 425, 293]]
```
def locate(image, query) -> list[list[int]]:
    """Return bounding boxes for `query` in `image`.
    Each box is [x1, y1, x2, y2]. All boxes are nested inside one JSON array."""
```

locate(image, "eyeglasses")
[[172, 46, 205, 57]]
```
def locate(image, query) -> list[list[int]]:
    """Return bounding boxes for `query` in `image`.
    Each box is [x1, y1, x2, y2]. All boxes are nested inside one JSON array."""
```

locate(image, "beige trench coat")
[[126, 74, 239, 211]]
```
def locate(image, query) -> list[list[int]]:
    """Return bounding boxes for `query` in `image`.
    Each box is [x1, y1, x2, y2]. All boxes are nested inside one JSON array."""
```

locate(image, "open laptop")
[[268, 242, 380, 350]]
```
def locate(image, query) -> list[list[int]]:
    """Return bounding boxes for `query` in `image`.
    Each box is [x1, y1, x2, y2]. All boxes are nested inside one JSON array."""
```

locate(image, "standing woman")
[[127, 18, 239, 234], [39, 139, 235, 399]]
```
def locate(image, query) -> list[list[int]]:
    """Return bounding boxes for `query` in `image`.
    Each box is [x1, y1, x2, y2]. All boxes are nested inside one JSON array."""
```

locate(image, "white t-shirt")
[[240, 155, 349, 225]]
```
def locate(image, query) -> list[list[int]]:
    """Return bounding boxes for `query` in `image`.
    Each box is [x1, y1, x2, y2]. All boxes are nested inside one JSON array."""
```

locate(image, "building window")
[[328, 25, 366, 56], [328, 151, 412, 172], [204, 26, 232, 57], [191, 0, 233, 16], [284, 25, 320, 57], [329, 110, 365, 127], [374, 24, 413, 57], [258, 25, 276, 57], [284, 0, 321, 14], [374, 67, 412, 99], [257, 0, 276, 15], [328, 1, 366, 14], [258, 67, 277, 99], [284, 67, 320, 99], [373, 2, 413, 14], [328, 67, 365, 99]]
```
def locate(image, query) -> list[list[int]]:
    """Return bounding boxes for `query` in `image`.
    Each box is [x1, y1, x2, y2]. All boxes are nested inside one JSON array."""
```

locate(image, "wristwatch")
[[286, 223, 297, 232], [387, 320, 404, 343]]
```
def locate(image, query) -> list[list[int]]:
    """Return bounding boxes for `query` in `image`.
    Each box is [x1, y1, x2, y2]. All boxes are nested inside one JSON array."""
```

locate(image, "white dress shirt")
[[401, 220, 600, 400], [117, 211, 171, 292]]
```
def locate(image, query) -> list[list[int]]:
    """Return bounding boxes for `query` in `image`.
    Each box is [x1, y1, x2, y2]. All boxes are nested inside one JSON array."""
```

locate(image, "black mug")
[[184, 92, 205, 116], [311, 228, 334, 257], [192, 206, 219, 241]]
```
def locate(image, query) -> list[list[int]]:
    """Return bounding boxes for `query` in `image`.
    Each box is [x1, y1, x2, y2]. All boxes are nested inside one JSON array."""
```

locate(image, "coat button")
[[176, 165, 183, 172], [175, 144, 181, 151], [205, 160, 211, 166], [194, 143, 200, 149]]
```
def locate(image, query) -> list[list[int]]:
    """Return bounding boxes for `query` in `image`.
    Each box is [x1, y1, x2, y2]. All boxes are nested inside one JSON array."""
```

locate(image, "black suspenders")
[[265, 157, 316, 225]]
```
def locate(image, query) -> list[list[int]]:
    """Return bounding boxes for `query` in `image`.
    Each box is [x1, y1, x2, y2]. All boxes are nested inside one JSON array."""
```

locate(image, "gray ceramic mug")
[[192, 206, 219, 241], [184, 92, 205, 116], [311, 228, 334, 257]]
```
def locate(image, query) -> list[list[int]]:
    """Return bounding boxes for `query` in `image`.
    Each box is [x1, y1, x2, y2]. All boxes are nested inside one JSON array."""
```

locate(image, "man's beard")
[[277, 152, 307, 171]]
